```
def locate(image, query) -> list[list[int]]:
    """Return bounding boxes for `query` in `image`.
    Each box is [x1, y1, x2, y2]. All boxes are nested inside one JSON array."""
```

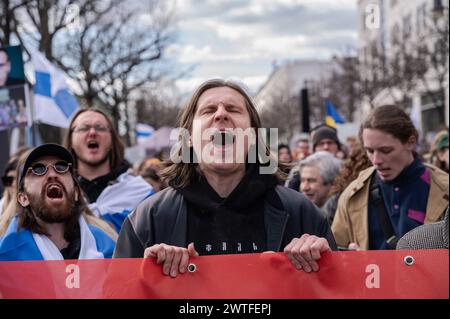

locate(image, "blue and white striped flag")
[[88, 172, 154, 232], [31, 49, 79, 128], [136, 123, 155, 145], [0, 215, 115, 261]]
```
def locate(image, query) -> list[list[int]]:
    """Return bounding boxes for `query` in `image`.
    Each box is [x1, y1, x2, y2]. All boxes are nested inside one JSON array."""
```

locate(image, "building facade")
[[358, 0, 449, 141]]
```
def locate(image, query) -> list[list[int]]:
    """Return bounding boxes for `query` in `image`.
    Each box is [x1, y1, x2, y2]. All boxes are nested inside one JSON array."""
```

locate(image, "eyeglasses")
[[27, 161, 72, 176], [71, 124, 109, 133], [1, 175, 14, 187]]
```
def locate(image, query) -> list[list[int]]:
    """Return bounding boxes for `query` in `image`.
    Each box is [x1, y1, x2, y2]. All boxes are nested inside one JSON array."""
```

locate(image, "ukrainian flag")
[[325, 99, 345, 128]]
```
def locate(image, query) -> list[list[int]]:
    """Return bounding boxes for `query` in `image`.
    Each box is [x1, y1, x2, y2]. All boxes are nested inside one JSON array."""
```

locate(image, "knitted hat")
[[435, 132, 449, 151], [312, 126, 341, 151]]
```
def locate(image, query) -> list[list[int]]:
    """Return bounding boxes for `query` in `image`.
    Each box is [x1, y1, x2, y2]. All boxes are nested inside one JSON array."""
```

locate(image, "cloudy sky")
[[168, 0, 358, 94]]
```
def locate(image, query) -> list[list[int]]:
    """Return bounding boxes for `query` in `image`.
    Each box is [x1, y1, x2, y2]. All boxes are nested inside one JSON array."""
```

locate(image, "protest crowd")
[[0, 78, 447, 268], [0, 1, 448, 300]]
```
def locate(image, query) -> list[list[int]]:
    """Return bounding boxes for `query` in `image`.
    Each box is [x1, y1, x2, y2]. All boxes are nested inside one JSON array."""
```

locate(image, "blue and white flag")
[[89, 172, 154, 232], [0, 215, 115, 261], [31, 49, 79, 128], [32, 215, 111, 260], [136, 123, 155, 145]]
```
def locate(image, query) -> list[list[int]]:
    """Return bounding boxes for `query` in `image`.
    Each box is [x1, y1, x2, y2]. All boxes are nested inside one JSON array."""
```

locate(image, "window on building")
[[433, 0, 444, 13], [421, 91, 445, 135]]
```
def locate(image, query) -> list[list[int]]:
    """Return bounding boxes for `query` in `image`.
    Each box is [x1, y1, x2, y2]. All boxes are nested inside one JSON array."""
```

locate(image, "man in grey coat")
[[397, 207, 448, 250], [114, 78, 337, 277]]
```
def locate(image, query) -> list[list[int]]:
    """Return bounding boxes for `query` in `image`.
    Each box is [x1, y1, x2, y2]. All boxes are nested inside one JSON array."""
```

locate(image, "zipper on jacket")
[[275, 212, 290, 251]]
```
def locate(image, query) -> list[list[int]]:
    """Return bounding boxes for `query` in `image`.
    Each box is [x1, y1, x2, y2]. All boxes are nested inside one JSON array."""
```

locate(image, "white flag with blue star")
[[31, 49, 79, 128]]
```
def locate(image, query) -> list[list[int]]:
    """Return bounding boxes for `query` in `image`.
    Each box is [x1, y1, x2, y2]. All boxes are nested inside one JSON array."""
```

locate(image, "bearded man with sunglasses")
[[0, 144, 117, 261]]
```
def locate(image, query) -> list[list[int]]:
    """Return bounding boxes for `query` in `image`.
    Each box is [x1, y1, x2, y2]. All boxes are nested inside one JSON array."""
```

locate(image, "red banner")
[[0, 250, 447, 299]]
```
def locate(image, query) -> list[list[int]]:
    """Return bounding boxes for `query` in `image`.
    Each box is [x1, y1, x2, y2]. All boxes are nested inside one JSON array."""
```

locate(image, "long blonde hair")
[[0, 199, 17, 236], [1, 147, 29, 215], [1, 187, 14, 216], [0, 149, 31, 236]]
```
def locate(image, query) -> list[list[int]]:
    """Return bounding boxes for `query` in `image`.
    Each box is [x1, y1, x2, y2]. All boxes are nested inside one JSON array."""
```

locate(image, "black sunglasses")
[[27, 161, 72, 176], [1, 175, 14, 187]]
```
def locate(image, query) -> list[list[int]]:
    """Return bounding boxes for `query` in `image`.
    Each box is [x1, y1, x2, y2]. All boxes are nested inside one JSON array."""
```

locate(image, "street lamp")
[[300, 80, 310, 133]]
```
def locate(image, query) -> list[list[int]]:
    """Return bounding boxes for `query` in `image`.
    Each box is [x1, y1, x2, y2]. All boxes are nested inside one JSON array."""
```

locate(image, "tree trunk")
[[36, 0, 53, 59]]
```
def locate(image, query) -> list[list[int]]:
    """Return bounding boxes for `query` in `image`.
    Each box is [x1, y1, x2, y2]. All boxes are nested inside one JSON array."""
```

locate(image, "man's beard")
[[27, 184, 77, 224], [78, 149, 110, 167]]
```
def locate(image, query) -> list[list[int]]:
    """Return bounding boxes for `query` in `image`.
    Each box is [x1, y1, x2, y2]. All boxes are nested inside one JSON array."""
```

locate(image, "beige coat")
[[331, 164, 449, 250]]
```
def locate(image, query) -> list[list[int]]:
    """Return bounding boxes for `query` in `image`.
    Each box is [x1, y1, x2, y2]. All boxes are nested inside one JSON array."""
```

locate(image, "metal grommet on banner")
[[404, 255, 415, 266], [188, 263, 197, 273]]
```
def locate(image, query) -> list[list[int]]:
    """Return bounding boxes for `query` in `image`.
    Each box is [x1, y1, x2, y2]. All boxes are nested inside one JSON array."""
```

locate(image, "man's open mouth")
[[46, 184, 64, 199], [87, 140, 99, 150], [210, 131, 235, 147]]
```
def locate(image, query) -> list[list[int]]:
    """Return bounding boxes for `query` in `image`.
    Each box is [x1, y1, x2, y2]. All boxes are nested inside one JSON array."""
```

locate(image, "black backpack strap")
[[369, 174, 398, 249]]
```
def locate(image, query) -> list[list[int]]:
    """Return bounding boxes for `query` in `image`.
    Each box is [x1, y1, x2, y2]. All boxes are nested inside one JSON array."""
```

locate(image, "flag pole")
[[24, 83, 36, 147]]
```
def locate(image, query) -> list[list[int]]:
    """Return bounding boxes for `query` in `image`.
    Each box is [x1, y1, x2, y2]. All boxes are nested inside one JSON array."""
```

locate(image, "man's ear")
[[17, 192, 30, 208], [407, 135, 417, 151]]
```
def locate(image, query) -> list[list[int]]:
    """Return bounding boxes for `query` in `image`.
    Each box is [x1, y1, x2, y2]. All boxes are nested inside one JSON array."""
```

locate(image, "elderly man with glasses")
[[0, 143, 117, 261]]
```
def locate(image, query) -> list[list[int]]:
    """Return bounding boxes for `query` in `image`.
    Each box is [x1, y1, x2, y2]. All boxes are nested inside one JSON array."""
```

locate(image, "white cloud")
[[169, 44, 212, 63], [282, 0, 356, 9], [168, 43, 264, 64], [208, 22, 255, 40], [174, 74, 269, 96], [240, 75, 270, 93], [172, 0, 358, 94], [252, 35, 309, 55]]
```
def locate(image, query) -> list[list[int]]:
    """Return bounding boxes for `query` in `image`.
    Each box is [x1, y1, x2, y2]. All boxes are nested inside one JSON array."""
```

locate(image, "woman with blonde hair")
[[0, 147, 29, 216], [1, 158, 18, 216], [0, 149, 31, 236]]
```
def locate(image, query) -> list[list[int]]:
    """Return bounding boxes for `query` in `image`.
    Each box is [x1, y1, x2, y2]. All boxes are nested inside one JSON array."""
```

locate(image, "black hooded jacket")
[[114, 165, 337, 258], [179, 164, 277, 255]]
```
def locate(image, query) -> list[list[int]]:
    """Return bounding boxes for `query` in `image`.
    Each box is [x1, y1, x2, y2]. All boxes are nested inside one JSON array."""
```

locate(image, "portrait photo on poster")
[[0, 45, 26, 88], [0, 45, 28, 131]]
